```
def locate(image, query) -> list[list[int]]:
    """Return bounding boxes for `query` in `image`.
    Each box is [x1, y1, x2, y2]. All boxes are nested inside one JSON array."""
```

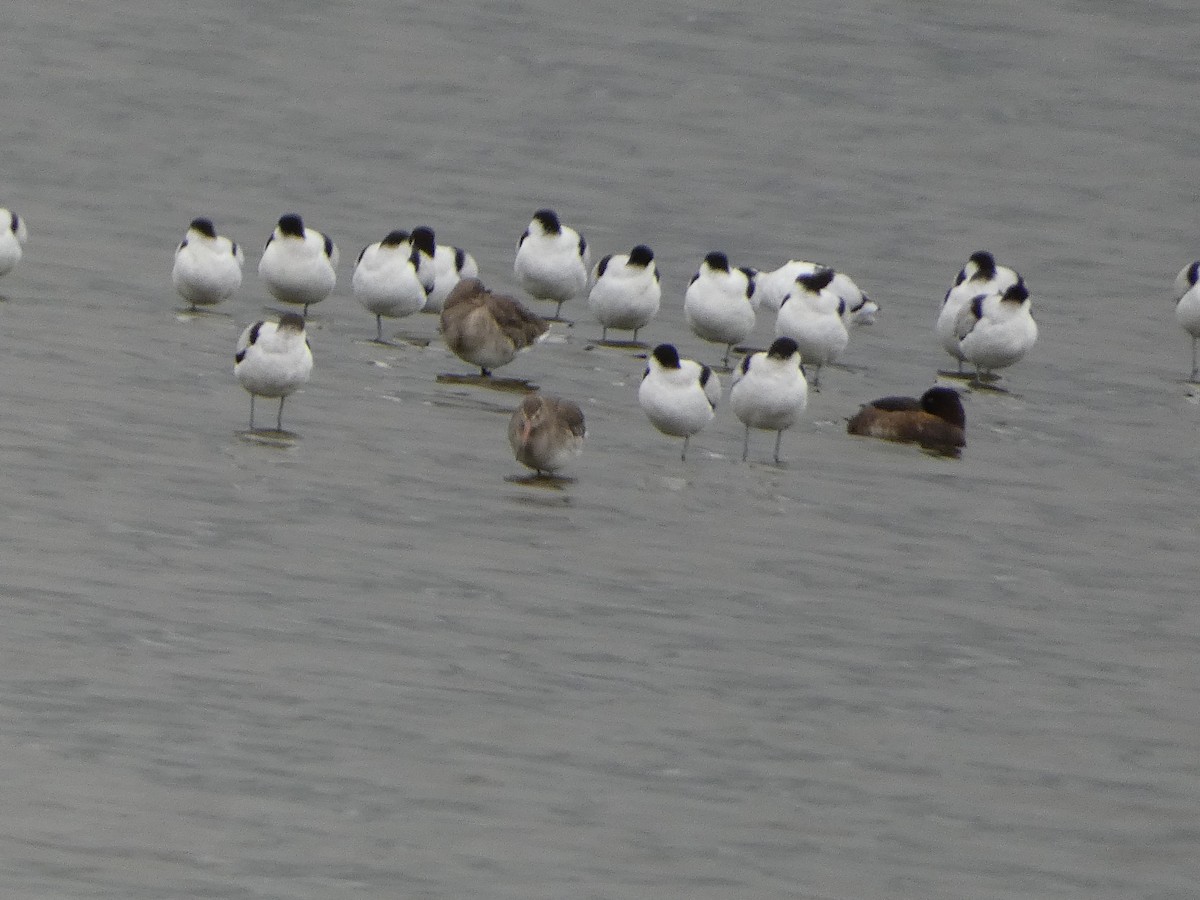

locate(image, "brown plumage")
[[847, 386, 965, 452], [508, 393, 586, 475], [440, 277, 549, 376]]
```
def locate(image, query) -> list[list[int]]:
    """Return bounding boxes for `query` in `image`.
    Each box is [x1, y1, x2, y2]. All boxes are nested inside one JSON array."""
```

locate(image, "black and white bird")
[[0, 208, 29, 279], [730, 337, 808, 464], [756, 260, 878, 325], [234, 312, 314, 432], [587, 244, 661, 342], [258, 213, 338, 316], [953, 279, 1038, 382], [638, 343, 721, 461], [1173, 261, 1200, 381], [936, 251, 1020, 373], [683, 251, 756, 367], [754, 260, 822, 313], [352, 230, 427, 342], [513, 208, 589, 319], [774, 268, 848, 389], [409, 225, 479, 313], [171, 217, 244, 310]]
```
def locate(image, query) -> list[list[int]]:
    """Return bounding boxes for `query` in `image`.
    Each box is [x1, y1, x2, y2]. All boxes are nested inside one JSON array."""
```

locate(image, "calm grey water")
[[1, 1, 1198, 897]]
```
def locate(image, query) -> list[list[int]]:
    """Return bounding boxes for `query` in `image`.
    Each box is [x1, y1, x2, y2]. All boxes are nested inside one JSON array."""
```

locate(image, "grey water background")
[[1, 1, 1198, 897]]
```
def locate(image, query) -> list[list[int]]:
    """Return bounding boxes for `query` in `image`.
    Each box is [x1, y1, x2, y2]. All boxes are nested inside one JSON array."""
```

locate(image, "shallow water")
[[1, 1, 1198, 898]]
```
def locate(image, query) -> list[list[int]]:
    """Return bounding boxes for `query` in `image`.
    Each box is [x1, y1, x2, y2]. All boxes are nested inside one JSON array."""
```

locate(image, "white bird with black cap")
[[638, 343, 721, 461], [684, 251, 756, 367], [774, 268, 848, 389], [730, 336, 808, 464], [513, 208, 590, 319], [352, 230, 427, 342], [410, 225, 479, 313], [954, 278, 1038, 382], [0, 207, 29, 279], [234, 312, 313, 431], [258, 213, 338, 316], [587, 244, 661, 342], [172, 217, 243, 310], [936, 250, 1020, 373], [1173, 260, 1200, 382]]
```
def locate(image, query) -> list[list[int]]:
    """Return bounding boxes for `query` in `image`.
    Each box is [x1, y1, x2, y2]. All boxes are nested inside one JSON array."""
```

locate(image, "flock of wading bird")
[[23, 204, 1200, 473]]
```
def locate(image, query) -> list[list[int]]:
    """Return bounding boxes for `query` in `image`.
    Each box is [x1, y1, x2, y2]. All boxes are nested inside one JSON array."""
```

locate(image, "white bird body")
[[730, 336, 809, 463], [353, 231, 427, 340], [415, 229, 480, 313], [234, 312, 313, 430], [829, 271, 879, 326], [638, 343, 721, 460], [955, 280, 1038, 377], [587, 244, 661, 341], [774, 269, 848, 388], [937, 251, 1020, 368], [514, 208, 589, 318], [0, 208, 29, 277], [172, 217, 243, 309], [757, 260, 878, 326], [258, 213, 338, 314], [684, 251, 756, 365], [755, 260, 821, 312], [1174, 261, 1200, 380]]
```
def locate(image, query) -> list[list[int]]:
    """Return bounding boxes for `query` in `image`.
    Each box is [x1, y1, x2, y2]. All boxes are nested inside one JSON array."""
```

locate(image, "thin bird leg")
[[681, 435, 690, 462], [276, 396, 286, 431], [248, 395, 256, 430], [773, 430, 783, 465], [554, 299, 565, 319], [1192, 337, 1198, 382], [722, 344, 732, 367], [376, 315, 384, 343], [742, 425, 751, 462]]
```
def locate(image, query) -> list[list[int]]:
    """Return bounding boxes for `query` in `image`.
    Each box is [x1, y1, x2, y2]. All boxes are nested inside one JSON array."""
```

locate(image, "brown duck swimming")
[[847, 386, 965, 453]]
